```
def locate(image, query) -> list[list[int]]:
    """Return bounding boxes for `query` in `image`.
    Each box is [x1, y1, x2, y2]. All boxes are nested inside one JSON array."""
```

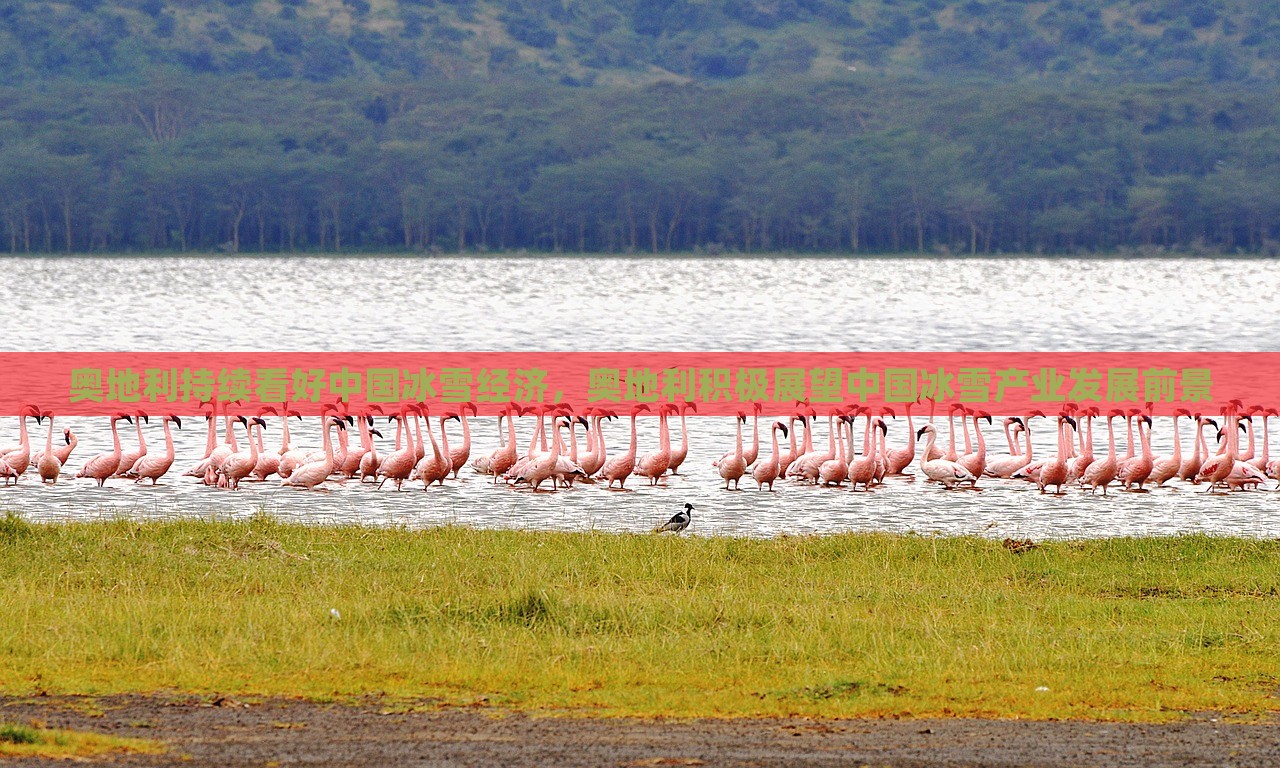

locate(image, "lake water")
[[2, 255, 1278, 539]]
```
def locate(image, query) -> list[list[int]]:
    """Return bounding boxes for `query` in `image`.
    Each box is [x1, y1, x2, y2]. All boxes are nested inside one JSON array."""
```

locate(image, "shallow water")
[[2, 255, 1278, 538]]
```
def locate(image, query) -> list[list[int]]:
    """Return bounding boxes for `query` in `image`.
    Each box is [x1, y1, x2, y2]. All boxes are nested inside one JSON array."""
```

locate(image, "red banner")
[[0, 352, 1269, 417]]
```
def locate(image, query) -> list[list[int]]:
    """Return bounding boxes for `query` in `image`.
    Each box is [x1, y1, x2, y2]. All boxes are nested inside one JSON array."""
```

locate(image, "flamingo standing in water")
[[37, 411, 61, 484], [1178, 414, 1213, 483], [848, 416, 886, 492], [915, 423, 975, 489], [1036, 416, 1073, 495], [1197, 401, 1243, 492], [376, 405, 419, 490], [1081, 409, 1122, 495], [449, 402, 478, 479], [112, 410, 149, 477], [985, 416, 1031, 478], [882, 401, 918, 475], [1066, 408, 1098, 485], [818, 415, 850, 488], [599, 404, 649, 489], [126, 414, 181, 485], [0, 403, 38, 457], [33, 426, 76, 469], [218, 416, 265, 490], [515, 409, 565, 492], [577, 409, 613, 479], [777, 412, 803, 477], [75, 412, 133, 487], [789, 407, 840, 483], [183, 401, 219, 479], [1247, 407, 1274, 474], [1150, 409, 1190, 487], [635, 404, 677, 485], [717, 410, 748, 490], [752, 421, 788, 491], [0, 404, 40, 479], [666, 402, 697, 475], [415, 410, 460, 489], [956, 410, 991, 483], [742, 402, 763, 468], [250, 406, 291, 481], [282, 414, 345, 491]]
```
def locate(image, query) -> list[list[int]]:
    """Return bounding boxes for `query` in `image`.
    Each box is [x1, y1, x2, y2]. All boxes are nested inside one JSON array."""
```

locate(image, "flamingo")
[[75, 412, 133, 487], [599, 404, 649, 489], [818, 415, 850, 487], [1150, 408, 1191, 487], [635, 404, 677, 485], [1197, 401, 1243, 492], [37, 411, 61, 484], [956, 410, 992, 483], [514, 409, 565, 492], [0, 403, 38, 457], [985, 415, 1032, 478], [848, 416, 886, 492], [883, 400, 918, 475], [376, 405, 418, 490], [1066, 408, 1098, 484], [1118, 414, 1154, 491], [717, 410, 748, 490], [0, 404, 39, 478], [788, 407, 840, 483], [282, 413, 345, 491], [414, 410, 459, 489], [125, 414, 181, 485], [777, 412, 803, 478], [475, 404, 525, 482], [250, 406, 291, 481], [666, 402, 697, 475], [1081, 409, 1122, 495], [218, 416, 265, 490], [33, 425, 76, 469], [1036, 416, 1073, 495], [915, 423, 975, 489], [577, 409, 613, 479], [1179, 414, 1214, 483], [752, 420, 788, 491], [551, 415, 590, 487], [1247, 407, 1274, 474], [182, 401, 219, 478], [742, 402, 763, 468], [112, 410, 149, 477], [449, 402, 478, 479]]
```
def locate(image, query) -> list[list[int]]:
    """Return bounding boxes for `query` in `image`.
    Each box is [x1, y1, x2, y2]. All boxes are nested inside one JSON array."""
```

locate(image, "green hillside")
[[1, 1, 1279, 255], [1, 0, 1274, 86]]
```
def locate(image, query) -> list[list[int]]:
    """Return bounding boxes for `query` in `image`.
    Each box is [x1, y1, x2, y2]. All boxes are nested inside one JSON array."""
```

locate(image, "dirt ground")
[[2, 695, 1277, 767]]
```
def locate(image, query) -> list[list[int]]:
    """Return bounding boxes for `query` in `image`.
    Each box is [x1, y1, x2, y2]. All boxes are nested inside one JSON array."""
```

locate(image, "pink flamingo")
[[752, 420, 788, 491], [0, 404, 40, 478], [1178, 414, 1213, 483], [75, 412, 133, 487], [37, 411, 61, 484], [600, 404, 649, 489], [376, 404, 418, 490], [34, 425, 76, 469], [718, 410, 748, 490], [282, 411, 345, 491], [985, 415, 1033, 478], [577, 409, 613, 479], [743, 402, 763, 467], [915, 423, 975, 488], [956, 410, 992, 482], [819, 415, 851, 487], [112, 410, 149, 477], [475, 404, 524, 482], [1066, 408, 1098, 484], [515, 408, 566, 492], [415, 410, 459, 489], [1150, 408, 1191, 487], [1081, 410, 1122, 495], [126, 414, 181, 485], [183, 401, 219, 478], [0, 403, 38, 457], [789, 407, 840, 483], [635, 404, 677, 485], [219, 416, 265, 490], [1197, 401, 1242, 492], [777, 412, 803, 478], [250, 406, 291, 481], [1248, 407, 1274, 474], [666, 402, 697, 475], [1036, 415, 1072, 495], [882, 400, 918, 475], [449, 402, 478, 479], [848, 415, 884, 492]]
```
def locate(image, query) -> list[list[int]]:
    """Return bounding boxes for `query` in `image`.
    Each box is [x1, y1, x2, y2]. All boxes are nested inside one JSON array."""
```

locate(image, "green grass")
[[0, 721, 162, 758], [2, 516, 1280, 722]]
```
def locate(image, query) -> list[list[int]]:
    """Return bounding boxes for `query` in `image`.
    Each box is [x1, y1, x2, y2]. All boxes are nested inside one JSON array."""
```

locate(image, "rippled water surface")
[[2, 255, 1278, 538]]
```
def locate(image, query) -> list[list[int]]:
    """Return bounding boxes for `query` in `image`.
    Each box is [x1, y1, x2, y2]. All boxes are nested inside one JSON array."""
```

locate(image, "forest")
[[2, 0, 1280, 254]]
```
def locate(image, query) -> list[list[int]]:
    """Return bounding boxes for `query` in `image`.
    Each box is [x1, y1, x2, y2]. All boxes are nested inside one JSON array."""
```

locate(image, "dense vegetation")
[[2, 1, 1280, 254]]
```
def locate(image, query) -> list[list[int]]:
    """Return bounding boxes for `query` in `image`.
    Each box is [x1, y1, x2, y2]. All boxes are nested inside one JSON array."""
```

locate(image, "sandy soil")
[[2, 695, 1277, 767]]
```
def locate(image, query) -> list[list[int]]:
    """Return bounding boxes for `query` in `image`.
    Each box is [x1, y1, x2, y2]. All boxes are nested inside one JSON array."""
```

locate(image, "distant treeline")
[[3, 76, 1280, 254]]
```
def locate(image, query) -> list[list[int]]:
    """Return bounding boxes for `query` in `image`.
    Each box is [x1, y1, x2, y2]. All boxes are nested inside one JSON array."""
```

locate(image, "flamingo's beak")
[[371, 429, 383, 438], [172, 416, 182, 429], [254, 417, 267, 428], [916, 426, 927, 438]]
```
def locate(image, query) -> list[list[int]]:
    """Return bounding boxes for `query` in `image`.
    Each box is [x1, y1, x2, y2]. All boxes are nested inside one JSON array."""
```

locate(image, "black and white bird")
[[654, 503, 692, 534]]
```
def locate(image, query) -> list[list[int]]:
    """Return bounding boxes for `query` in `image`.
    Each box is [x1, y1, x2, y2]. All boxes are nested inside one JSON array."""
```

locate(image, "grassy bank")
[[2, 515, 1279, 722]]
